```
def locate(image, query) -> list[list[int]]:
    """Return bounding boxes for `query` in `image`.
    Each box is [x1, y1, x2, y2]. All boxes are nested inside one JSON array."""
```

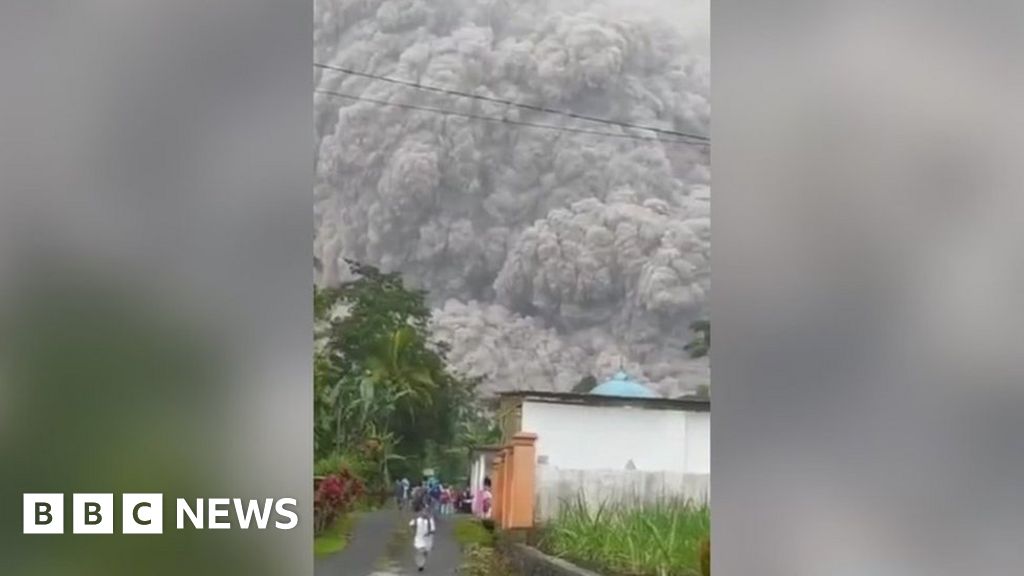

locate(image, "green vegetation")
[[314, 452, 374, 480], [314, 513, 357, 557], [538, 495, 710, 576], [313, 262, 502, 554], [453, 516, 496, 548], [460, 545, 514, 576], [314, 469, 364, 536], [455, 517, 511, 576], [700, 536, 710, 576], [314, 260, 499, 487]]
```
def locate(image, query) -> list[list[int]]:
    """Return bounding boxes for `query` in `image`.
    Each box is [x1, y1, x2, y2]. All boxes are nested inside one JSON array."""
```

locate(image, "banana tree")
[[348, 327, 436, 487], [357, 422, 408, 488]]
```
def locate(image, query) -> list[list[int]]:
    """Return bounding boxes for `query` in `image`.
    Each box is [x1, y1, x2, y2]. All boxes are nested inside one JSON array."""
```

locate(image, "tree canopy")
[[314, 261, 496, 487]]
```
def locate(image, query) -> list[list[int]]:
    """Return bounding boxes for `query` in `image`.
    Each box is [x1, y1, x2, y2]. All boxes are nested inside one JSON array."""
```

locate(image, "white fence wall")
[[534, 465, 710, 522], [685, 411, 710, 474], [522, 400, 708, 473]]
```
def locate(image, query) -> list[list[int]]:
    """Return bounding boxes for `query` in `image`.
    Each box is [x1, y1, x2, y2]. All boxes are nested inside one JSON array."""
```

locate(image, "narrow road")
[[315, 507, 463, 576], [396, 512, 462, 576]]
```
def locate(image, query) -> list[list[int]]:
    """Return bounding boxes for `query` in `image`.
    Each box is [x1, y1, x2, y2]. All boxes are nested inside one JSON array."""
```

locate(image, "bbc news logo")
[[23, 494, 299, 534]]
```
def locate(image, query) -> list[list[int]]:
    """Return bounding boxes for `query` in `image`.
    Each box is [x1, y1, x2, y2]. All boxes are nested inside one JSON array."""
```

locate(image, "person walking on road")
[[439, 484, 452, 515], [394, 479, 405, 509], [429, 481, 442, 515], [409, 499, 436, 572]]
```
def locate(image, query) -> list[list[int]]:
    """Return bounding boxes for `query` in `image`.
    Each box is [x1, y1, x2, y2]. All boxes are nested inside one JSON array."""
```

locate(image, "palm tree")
[[358, 327, 438, 487], [365, 326, 436, 411]]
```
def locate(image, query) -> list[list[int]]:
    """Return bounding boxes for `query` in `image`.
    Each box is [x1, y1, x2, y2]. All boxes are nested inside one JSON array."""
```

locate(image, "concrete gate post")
[[508, 432, 538, 529]]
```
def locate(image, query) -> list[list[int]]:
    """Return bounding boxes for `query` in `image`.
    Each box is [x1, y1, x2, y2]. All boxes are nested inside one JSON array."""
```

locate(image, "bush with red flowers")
[[314, 468, 364, 535]]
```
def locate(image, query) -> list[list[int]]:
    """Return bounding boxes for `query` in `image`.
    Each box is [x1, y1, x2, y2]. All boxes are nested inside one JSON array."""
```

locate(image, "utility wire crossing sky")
[[316, 88, 709, 147], [315, 62, 710, 144]]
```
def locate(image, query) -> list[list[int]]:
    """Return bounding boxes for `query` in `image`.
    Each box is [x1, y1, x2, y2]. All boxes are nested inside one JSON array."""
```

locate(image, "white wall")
[[535, 467, 709, 521], [521, 400, 709, 474], [470, 455, 482, 491], [685, 411, 710, 474], [469, 453, 492, 492]]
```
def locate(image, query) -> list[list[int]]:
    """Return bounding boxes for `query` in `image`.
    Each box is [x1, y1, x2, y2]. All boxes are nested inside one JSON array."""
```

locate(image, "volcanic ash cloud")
[[315, 0, 710, 395]]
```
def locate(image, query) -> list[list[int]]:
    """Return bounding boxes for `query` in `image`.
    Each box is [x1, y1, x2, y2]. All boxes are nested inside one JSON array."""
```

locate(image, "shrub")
[[314, 453, 349, 476], [313, 468, 364, 535], [315, 452, 374, 480]]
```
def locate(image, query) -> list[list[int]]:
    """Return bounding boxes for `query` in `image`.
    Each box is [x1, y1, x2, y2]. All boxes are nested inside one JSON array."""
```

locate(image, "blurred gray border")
[[1, 1, 312, 574], [715, 1, 1024, 574]]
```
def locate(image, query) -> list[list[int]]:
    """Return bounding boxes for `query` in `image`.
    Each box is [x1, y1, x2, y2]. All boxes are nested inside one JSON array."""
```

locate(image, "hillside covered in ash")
[[315, 0, 709, 396]]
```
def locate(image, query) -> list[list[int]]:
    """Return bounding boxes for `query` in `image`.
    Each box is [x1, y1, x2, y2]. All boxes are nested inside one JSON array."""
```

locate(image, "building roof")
[[497, 389, 709, 412], [590, 371, 660, 398]]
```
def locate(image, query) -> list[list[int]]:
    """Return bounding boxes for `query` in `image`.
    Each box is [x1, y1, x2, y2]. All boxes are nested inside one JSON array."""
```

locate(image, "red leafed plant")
[[314, 469, 364, 535]]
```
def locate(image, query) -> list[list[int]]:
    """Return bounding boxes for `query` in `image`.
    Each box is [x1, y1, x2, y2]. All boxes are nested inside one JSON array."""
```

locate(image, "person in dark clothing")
[[394, 479, 405, 509]]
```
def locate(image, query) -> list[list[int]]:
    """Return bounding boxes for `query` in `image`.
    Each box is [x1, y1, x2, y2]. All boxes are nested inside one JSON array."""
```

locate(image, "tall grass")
[[538, 494, 709, 576]]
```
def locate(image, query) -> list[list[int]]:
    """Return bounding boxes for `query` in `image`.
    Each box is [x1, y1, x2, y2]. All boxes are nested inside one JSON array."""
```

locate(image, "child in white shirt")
[[409, 501, 436, 572]]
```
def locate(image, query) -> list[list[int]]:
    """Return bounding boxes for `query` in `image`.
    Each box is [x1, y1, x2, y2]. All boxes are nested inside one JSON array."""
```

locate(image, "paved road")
[[315, 508, 463, 576], [396, 512, 462, 576]]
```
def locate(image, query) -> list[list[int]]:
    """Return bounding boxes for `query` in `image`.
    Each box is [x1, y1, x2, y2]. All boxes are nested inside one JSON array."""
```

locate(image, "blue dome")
[[590, 371, 660, 398]]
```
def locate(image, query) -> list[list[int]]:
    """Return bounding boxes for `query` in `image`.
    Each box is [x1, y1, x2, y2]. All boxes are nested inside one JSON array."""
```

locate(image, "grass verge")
[[460, 544, 513, 576], [537, 495, 709, 576], [453, 516, 495, 548], [455, 516, 511, 576], [314, 512, 358, 557]]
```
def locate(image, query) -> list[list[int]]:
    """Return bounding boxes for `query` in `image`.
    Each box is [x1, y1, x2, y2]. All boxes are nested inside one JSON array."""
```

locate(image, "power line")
[[315, 89, 709, 147], [314, 62, 710, 143]]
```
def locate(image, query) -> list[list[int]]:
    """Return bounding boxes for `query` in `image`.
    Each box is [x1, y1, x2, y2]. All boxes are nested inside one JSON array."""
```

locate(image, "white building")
[[483, 372, 710, 520], [468, 445, 499, 494]]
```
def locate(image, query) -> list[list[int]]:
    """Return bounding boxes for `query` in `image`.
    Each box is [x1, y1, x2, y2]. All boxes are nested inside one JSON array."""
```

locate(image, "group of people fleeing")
[[398, 475, 494, 572], [394, 477, 465, 515]]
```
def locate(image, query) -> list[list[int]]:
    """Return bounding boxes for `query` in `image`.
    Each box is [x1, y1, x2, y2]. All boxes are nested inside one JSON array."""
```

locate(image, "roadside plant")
[[538, 494, 709, 576], [313, 468, 364, 535]]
